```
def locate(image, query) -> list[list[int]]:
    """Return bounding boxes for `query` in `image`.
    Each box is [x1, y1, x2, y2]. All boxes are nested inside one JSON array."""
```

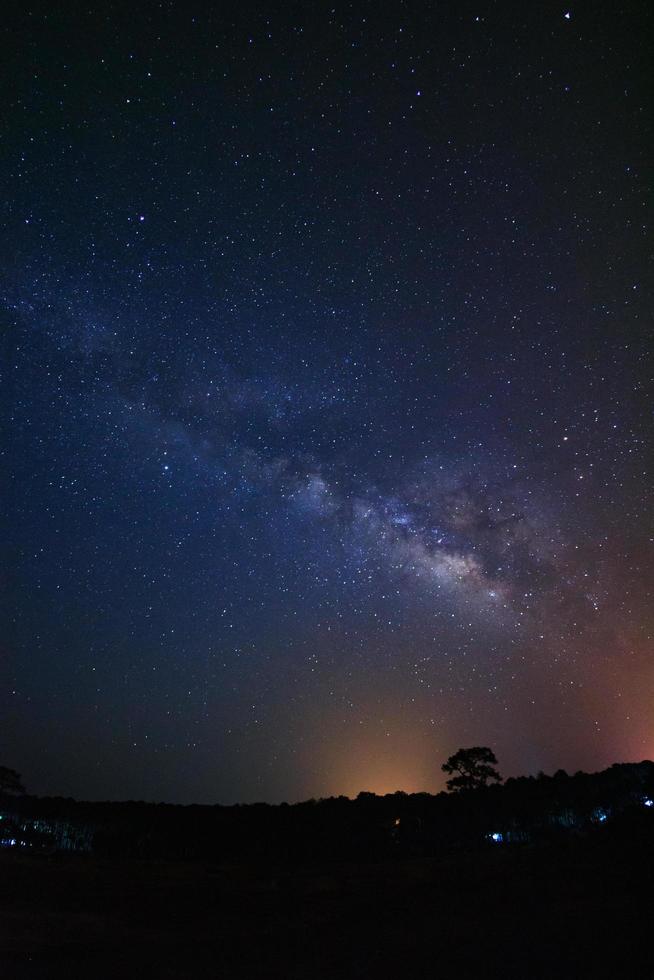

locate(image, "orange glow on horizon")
[[319, 728, 443, 799]]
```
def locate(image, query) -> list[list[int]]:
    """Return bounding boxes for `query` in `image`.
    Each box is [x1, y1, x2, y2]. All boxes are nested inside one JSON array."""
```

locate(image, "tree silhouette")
[[0, 766, 26, 796], [442, 747, 502, 792]]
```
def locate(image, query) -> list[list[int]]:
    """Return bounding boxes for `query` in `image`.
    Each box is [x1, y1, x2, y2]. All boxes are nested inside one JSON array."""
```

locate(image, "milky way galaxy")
[[4, 2, 652, 803]]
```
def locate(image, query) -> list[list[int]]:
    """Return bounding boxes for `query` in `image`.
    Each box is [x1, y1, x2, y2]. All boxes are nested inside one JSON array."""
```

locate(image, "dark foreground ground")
[[2, 832, 653, 979]]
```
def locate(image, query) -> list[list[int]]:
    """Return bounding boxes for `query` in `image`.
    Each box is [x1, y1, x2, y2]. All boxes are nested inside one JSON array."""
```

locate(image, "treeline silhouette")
[[2, 760, 653, 863]]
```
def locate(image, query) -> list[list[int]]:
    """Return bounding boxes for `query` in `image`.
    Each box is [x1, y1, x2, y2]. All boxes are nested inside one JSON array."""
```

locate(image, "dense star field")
[[4, 2, 652, 804]]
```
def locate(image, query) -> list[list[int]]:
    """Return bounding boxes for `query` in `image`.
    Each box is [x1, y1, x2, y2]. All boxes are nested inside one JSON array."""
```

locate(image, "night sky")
[[4, 2, 653, 805]]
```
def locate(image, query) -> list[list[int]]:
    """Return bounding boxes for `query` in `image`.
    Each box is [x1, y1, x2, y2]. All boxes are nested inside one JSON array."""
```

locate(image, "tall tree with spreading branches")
[[442, 747, 502, 792], [0, 766, 26, 796]]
